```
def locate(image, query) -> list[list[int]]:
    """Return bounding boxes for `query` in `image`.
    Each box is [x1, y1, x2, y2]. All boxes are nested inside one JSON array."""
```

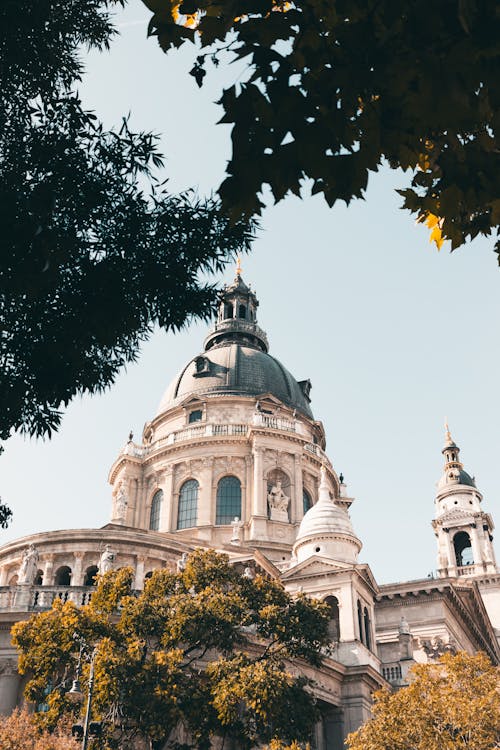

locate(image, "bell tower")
[[432, 425, 497, 578]]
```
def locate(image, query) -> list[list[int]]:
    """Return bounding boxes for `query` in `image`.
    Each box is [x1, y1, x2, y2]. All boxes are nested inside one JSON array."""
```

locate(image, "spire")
[[444, 418, 454, 447], [204, 271, 269, 353]]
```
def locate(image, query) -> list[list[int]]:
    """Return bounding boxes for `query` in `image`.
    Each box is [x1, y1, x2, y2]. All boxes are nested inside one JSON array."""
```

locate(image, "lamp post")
[[67, 641, 99, 750]]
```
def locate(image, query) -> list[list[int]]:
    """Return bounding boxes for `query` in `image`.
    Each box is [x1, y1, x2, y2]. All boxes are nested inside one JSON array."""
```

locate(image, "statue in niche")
[[268, 480, 290, 522], [115, 480, 128, 521], [18, 544, 39, 585], [230, 517, 242, 545], [98, 544, 116, 574]]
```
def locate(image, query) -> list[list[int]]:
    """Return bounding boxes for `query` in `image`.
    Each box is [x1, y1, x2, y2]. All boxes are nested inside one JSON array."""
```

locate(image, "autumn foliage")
[[143, 0, 500, 259], [0, 708, 78, 750], [12, 550, 330, 749], [347, 651, 500, 750]]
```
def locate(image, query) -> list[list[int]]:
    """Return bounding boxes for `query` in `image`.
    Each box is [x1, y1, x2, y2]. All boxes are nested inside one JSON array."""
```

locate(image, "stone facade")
[[0, 271, 499, 747]]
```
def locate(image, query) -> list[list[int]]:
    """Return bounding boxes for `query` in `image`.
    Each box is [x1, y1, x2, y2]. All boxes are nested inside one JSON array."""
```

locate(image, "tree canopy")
[[143, 0, 500, 258], [12, 549, 330, 749], [0, 0, 253, 449], [347, 651, 500, 750], [0, 708, 78, 750]]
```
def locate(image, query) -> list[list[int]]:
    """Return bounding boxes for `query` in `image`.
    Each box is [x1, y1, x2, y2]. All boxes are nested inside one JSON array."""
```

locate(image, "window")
[[34, 569, 43, 586], [454, 530, 474, 566], [177, 479, 198, 529], [216, 476, 242, 524], [224, 302, 234, 319], [149, 490, 163, 531], [84, 566, 98, 586], [324, 596, 340, 641], [364, 606, 372, 650], [303, 489, 312, 514], [189, 409, 203, 423], [54, 566, 72, 586], [357, 600, 364, 644], [238, 304, 247, 319]]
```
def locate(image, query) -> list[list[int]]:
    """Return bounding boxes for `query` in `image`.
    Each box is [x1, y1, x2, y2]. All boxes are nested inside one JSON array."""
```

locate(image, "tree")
[[0, 0, 253, 448], [12, 549, 330, 749], [347, 651, 500, 750], [0, 708, 78, 750], [143, 0, 500, 258]]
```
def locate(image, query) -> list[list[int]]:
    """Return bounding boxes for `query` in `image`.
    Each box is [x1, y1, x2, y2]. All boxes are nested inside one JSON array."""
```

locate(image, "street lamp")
[[67, 641, 100, 749]]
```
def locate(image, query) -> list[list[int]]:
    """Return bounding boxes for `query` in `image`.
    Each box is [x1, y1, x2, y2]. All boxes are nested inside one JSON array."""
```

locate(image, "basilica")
[[0, 268, 499, 747]]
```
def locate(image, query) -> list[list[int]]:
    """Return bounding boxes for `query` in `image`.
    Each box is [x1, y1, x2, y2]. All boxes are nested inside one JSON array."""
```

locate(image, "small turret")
[[433, 423, 497, 578]]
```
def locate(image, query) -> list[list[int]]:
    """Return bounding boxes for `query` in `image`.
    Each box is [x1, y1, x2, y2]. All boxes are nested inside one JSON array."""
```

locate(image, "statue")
[[242, 566, 254, 579], [398, 616, 411, 635], [98, 544, 115, 574], [115, 480, 128, 521], [18, 544, 39, 585], [230, 517, 242, 545], [267, 480, 290, 522], [177, 552, 189, 573]]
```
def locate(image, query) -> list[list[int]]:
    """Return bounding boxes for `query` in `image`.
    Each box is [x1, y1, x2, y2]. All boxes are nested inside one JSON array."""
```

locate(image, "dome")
[[157, 342, 313, 418], [437, 467, 476, 489], [156, 273, 314, 419], [293, 468, 361, 564]]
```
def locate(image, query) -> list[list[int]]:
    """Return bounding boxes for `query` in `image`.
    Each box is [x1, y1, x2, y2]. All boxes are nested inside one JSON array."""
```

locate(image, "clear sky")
[[1, 0, 499, 584]]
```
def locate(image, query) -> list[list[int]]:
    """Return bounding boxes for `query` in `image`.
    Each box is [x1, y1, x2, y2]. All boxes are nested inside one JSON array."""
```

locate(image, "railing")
[[457, 564, 476, 576], [253, 414, 296, 432], [382, 665, 402, 683], [121, 423, 332, 466], [0, 585, 94, 611]]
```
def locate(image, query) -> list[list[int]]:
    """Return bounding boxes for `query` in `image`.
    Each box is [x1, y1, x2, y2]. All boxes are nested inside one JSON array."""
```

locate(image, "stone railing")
[[456, 564, 477, 576], [121, 422, 332, 467], [0, 585, 94, 612]]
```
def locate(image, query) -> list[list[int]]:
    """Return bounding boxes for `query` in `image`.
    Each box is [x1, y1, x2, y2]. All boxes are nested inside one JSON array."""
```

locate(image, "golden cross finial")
[[236, 255, 242, 277], [445, 417, 452, 444]]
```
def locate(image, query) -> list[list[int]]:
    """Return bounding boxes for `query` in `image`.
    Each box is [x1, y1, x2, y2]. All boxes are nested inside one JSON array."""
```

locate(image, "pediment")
[[281, 555, 353, 581], [179, 395, 206, 408], [255, 393, 287, 409]]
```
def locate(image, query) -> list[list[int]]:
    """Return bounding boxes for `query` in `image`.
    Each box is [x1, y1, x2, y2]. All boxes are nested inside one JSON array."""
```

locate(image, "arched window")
[[149, 490, 163, 531], [364, 606, 372, 650], [84, 566, 98, 586], [144, 571, 154, 583], [34, 569, 43, 586], [177, 479, 198, 530], [238, 304, 247, 319], [54, 566, 72, 586], [357, 600, 364, 644], [216, 476, 242, 525], [454, 531, 474, 566], [324, 595, 340, 642], [303, 489, 312, 514], [224, 302, 234, 319]]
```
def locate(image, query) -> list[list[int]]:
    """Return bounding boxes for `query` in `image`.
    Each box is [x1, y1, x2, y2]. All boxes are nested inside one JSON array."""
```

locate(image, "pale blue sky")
[[1, 0, 499, 583]]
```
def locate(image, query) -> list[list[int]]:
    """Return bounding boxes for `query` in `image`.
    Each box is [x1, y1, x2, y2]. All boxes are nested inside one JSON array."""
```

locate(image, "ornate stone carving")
[[268, 481, 290, 522], [114, 479, 128, 521], [418, 636, 457, 659], [18, 544, 39, 585], [0, 658, 16, 676], [98, 544, 116, 574], [230, 517, 242, 545]]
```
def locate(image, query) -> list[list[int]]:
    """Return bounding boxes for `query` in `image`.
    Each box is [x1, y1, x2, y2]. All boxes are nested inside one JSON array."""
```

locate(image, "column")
[[0, 660, 21, 716], [293, 453, 303, 523], [0, 567, 7, 587], [160, 466, 174, 532], [134, 555, 146, 590], [252, 446, 266, 517], [469, 525, 482, 569], [198, 458, 214, 526], [71, 552, 84, 586], [43, 555, 55, 585], [244, 455, 252, 522]]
